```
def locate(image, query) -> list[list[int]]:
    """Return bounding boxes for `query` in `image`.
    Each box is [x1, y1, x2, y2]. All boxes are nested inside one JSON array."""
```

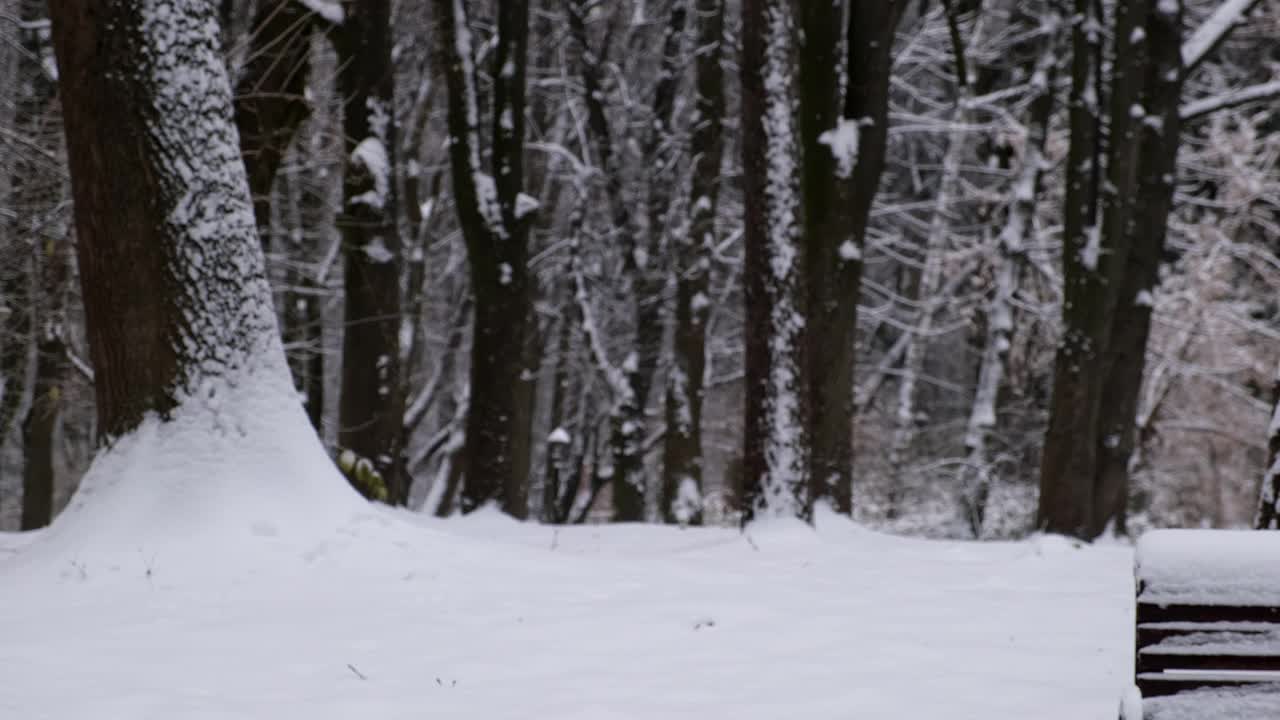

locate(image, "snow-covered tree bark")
[[333, 0, 407, 504], [563, 0, 646, 521], [962, 12, 1060, 537], [437, 0, 534, 518], [47, 0, 300, 438], [889, 2, 982, 497], [741, 0, 809, 522], [661, 0, 724, 526]]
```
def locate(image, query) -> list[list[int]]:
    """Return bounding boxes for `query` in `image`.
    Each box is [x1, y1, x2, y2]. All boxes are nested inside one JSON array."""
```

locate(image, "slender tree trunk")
[[661, 0, 724, 526], [1094, 0, 1183, 537], [562, 0, 675, 522], [437, 0, 533, 518], [963, 19, 1059, 537], [283, 119, 329, 431], [21, 231, 69, 530], [333, 0, 406, 504], [0, 0, 54, 450], [889, 1, 980, 498], [1037, 0, 1112, 539], [741, 0, 809, 522], [48, 0, 292, 438], [803, 0, 901, 514], [543, 289, 576, 523], [19, 5, 68, 524]]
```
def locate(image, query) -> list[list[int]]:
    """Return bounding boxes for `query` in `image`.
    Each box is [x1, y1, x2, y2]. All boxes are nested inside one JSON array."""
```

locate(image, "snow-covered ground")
[[0, 503, 1133, 719]]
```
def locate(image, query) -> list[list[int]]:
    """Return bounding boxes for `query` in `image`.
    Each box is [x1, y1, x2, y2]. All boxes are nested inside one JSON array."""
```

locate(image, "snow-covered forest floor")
[[1, 505, 1133, 719]]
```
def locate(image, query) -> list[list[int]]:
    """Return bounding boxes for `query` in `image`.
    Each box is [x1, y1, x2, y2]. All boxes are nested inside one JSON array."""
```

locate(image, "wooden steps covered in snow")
[[1132, 530, 1280, 716]]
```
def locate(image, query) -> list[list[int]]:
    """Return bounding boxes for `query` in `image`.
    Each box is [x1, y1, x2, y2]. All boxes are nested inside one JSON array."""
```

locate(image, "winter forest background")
[[2, 0, 1279, 540]]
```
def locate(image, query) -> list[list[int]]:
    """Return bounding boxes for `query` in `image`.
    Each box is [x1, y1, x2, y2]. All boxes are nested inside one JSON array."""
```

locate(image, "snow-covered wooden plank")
[[1143, 683, 1280, 719], [1137, 530, 1280, 605]]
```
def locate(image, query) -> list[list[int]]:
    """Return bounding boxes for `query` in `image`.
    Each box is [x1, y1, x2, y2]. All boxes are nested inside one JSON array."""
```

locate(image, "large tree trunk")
[[801, 0, 900, 515], [1093, 0, 1183, 537], [48, 0, 295, 438], [333, 0, 407, 505], [661, 0, 724, 526], [741, 0, 809, 522], [437, 0, 533, 518]]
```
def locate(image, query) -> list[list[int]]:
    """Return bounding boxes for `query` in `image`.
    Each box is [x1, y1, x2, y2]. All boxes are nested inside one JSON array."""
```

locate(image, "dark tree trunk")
[[1037, 0, 1110, 539], [48, 0, 287, 438], [661, 0, 724, 526], [801, 0, 900, 515], [21, 231, 70, 530], [437, 0, 533, 518], [1094, 0, 1183, 537], [333, 0, 406, 504], [741, 0, 809, 522], [10, 0, 61, 528], [233, 0, 322, 244]]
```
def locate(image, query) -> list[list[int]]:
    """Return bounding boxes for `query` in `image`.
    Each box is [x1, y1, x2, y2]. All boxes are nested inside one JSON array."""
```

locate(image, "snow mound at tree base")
[[5, 373, 396, 585]]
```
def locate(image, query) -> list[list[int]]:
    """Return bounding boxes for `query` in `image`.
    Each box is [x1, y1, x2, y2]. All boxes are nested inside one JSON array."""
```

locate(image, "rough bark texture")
[[741, 0, 809, 522], [661, 0, 724, 526], [1037, 0, 1109, 538], [437, 0, 533, 518], [803, 0, 900, 514], [48, 0, 283, 439], [334, 0, 406, 504], [1094, 0, 1183, 537]]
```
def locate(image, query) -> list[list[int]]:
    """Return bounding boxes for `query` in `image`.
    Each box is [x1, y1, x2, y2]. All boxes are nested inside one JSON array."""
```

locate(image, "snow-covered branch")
[[1182, 0, 1263, 73], [1181, 79, 1280, 121]]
